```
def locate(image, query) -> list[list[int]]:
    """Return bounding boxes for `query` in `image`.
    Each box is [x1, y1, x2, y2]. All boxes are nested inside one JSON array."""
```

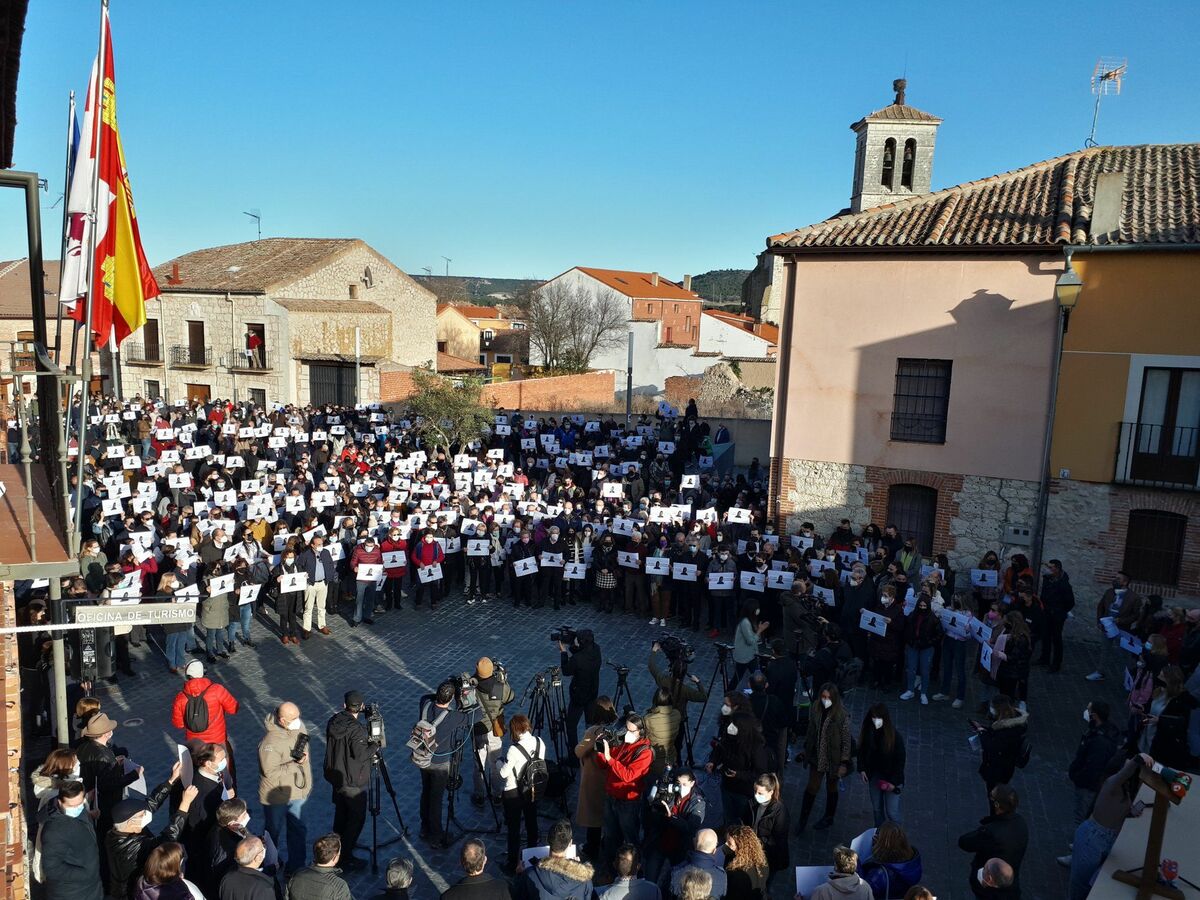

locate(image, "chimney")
[[651, 272, 659, 287], [683, 274, 692, 292], [167, 262, 181, 285]]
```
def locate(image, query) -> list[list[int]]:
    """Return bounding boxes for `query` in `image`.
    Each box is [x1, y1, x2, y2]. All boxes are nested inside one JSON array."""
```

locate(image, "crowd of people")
[[18, 394, 1200, 900]]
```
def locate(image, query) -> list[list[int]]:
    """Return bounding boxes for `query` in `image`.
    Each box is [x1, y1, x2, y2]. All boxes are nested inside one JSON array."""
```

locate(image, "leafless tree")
[[526, 281, 628, 373]]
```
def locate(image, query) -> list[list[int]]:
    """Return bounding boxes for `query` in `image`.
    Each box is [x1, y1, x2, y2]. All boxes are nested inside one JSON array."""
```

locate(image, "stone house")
[[761, 84, 1200, 599], [117, 238, 436, 406]]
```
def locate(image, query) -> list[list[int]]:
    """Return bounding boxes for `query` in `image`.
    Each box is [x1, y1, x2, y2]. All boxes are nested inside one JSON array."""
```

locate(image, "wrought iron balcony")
[[170, 345, 213, 367], [1115, 421, 1199, 491], [122, 343, 163, 365], [224, 350, 271, 371]]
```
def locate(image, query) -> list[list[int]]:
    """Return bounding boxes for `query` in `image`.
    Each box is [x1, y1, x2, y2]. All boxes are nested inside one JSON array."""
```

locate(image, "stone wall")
[[1, 582, 27, 899], [279, 244, 436, 369], [779, 459, 872, 536], [951, 475, 1039, 574]]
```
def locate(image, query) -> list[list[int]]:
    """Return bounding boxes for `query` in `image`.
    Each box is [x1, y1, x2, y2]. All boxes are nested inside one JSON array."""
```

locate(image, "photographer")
[[258, 701, 311, 877], [644, 689, 681, 777], [416, 681, 469, 849], [595, 714, 653, 874], [472, 658, 514, 808], [560, 629, 602, 751], [323, 691, 377, 870], [643, 768, 707, 887], [647, 642, 705, 762]]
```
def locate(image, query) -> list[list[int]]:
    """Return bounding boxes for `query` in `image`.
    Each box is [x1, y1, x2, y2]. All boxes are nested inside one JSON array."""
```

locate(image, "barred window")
[[1123, 509, 1187, 587], [891, 358, 952, 444]]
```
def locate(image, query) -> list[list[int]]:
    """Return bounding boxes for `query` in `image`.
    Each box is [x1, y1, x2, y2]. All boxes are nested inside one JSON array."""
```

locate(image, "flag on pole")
[[60, 5, 158, 346]]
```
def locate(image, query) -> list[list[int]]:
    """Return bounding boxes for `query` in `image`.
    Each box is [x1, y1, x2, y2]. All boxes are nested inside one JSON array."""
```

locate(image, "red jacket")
[[171, 677, 239, 745], [349, 543, 384, 572], [381, 538, 408, 578], [595, 736, 653, 801], [410, 539, 445, 569]]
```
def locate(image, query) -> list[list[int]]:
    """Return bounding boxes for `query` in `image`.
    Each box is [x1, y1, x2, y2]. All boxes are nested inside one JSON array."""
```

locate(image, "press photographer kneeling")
[[643, 767, 707, 886]]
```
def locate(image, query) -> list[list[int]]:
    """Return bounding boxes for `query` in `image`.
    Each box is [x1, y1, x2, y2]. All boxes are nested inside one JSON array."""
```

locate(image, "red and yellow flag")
[[62, 6, 159, 345]]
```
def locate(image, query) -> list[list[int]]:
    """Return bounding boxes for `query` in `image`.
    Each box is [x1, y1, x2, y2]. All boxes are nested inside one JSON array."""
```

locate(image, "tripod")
[[607, 662, 636, 714], [685, 646, 735, 764], [361, 752, 408, 873], [525, 670, 573, 815], [444, 717, 502, 841]]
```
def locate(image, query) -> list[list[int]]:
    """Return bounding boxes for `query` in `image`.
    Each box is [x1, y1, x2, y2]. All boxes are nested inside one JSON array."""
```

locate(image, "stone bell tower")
[[849, 79, 943, 213]]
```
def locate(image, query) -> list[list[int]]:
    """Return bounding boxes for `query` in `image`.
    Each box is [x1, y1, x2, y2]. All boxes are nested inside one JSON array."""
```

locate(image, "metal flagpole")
[[72, 0, 109, 548], [53, 91, 75, 367]]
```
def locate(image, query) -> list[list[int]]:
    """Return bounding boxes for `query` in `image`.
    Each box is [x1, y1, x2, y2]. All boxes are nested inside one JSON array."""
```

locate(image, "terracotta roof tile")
[[436, 351, 486, 373], [451, 304, 507, 319], [851, 103, 943, 129], [577, 267, 702, 301], [769, 144, 1200, 250], [154, 238, 362, 292], [0, 258, 60, 319]]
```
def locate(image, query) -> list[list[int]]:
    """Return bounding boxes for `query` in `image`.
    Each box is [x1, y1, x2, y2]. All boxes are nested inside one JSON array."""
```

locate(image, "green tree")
[[406, 367, 492, 452]]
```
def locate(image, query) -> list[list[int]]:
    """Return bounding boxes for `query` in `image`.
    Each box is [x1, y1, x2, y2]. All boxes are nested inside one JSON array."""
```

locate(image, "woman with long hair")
[[798, 682, 852, 832], [724, 824, 770, 900], [732, 600, 769, 687], [744, 772, 790, 881], [707, 698, 768, 826], [496, 714, 543, 874], [1002, 553, 1033, 599], [973, 550, 1003, 617], [859, 822, 923, 900], [575, 697, 617, 864], [995, 612, 1033, 712], [1140, 665, 1196, 769], [974, 694, 1029, 806], [131, 842, 203, 900], [858, 703, 906, 827]]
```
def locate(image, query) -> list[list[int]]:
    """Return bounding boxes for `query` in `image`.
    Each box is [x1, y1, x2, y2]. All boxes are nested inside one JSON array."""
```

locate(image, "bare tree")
[[526, 281, 628, 373]]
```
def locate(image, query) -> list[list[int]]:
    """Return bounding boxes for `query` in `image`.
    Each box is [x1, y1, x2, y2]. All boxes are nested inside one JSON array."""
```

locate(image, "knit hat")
[[476, 657, 494, 679], [184, 660, 205, 679], [111, 797, 149, 826]]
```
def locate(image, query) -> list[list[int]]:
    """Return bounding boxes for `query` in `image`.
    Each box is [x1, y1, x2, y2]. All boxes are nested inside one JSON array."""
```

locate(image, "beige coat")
[[574, 725, 608, 828], [257, 712, 312, 805]]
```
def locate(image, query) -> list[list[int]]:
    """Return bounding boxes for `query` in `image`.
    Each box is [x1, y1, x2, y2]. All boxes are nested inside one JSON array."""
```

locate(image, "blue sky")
[[4, 0, 1197, 280]]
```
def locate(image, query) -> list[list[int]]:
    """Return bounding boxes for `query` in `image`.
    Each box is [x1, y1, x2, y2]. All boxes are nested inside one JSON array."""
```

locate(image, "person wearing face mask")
[[732, 601, 769, 688], [205, 799, 276, 898], [646, 535, 671, 626], [593, 534, 620, 614], [218, 836, 276, 900], [643, 768, 707, 886], [273, 549, 305, 645], [900, 593, 943, 705], [594, 714, 653, 876], [75, 713, 143, 839], [173, 742, 234, 868], [257, 702, 311, 877], [537, 525, 567, 611], [744, 773, 789, 883], [105, 769, 199, 900], [856, 703, 906, 828], [348, 534, 385, 624], [37, 781, 103, 900], [971, 696, 1029, 808], [931, 594, 972, 709], [957, 785, 1028, 899], [33, 749, 83, 811], [839, 564, 875, 664], [298, 536, 334, 637], [705, 544, 738, 636], [706, 697, 768, 827], [508, 529, 538, 609], [1087, 570, 1144, 682], [866, 585, 904, 690], [797, 684, 852, 832]]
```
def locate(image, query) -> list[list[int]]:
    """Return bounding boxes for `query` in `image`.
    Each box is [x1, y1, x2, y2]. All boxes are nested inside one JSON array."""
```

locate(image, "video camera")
[[658, 635, 695, 664], [596, 720, 626, 746], [450, 673, 480, 711], [654, 766, 678, 802], [550, 625, 577, 645], [713, 641, 734, 658], [364, 702, 387, 748], [606, 660, 630, 678]]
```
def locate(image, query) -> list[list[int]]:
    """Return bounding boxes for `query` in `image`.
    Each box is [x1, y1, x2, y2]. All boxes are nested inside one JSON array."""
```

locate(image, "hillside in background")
[[412, 274, 544, 304], [692, 269, 749, 303]]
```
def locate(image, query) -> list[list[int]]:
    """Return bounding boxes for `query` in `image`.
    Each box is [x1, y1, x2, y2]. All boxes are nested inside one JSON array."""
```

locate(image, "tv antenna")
[[441, 256, 452, 276], [421, 266, 432, 277], [1087, 57, 1127, 147], [243, 209, 262, 240]]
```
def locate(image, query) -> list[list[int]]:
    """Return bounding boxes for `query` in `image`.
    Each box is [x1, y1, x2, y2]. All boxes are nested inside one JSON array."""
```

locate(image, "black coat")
[[958, 812, 1029, 893], [745, 798, 790, 872], [40, 810, 104, 900], [286, 865, 352, 900], [1040, 573, 1075, 620], [75, 737, 138, 824], [561, 640, 602, 707], [170, 772, 224, 862], [978, 712, 1029, 786], [439, 873, 513, 900], [857, 728, 907, 787], [1068, 722, 1122, 791], [323, 710, 372, 793], [220, 866, 279, 900], [104, 780, 185, 900]]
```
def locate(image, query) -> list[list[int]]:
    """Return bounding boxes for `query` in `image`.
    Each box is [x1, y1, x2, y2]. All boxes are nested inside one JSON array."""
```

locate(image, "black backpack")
[[183, 685, 212, 733], [515, 739, 549, 800]]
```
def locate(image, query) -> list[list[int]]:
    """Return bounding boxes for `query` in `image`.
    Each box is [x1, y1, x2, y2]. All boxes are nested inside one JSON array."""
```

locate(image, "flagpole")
[[53, 91, 75, 368], [72, 0, 109, 549]]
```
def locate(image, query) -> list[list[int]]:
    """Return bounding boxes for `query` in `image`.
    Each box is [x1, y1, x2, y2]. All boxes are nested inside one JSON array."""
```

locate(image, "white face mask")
[[872, 718, 883, 730], [137, 811, 153, 830], [755, 793, 771, 805], [821, 698, 833, 709], [236, 813, 251, 829], [1083, 708, 1091, 725], [678, 782, 692, 797], [623, 730, 638, 745], [720, 704, 732, 716], [69, 764, 81, 779], [286, 718, 301, 731], [976, 868, 986, 886], [726, 723, 739, 737]]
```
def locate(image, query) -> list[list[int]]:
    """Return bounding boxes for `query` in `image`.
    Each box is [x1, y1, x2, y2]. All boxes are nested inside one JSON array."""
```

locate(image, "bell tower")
[[849, 79, 943, 213]]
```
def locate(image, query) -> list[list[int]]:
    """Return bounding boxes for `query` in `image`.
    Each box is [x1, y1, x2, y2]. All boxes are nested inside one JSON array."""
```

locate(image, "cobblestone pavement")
[[66, 589, 1129, 900]]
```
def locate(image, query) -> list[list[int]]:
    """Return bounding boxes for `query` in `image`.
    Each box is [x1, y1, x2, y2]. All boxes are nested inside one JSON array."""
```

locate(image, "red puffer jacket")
[[594, 736, 653, 801]]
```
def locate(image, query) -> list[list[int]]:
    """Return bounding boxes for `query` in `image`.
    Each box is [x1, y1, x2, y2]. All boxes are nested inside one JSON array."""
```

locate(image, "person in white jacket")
[[494, 714, 544, 873]]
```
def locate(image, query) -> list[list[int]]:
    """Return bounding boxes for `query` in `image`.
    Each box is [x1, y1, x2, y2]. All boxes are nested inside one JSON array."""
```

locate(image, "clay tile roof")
[[274, 299, 389, 313], [154, 238, 362, 292], [0, 258, 60, 319], [577, 267, 702, 301], [436, 351, 486, 373], [850, 103, 943, 129], [452, 304, 505, 319], [769, 144, 1200, 250]]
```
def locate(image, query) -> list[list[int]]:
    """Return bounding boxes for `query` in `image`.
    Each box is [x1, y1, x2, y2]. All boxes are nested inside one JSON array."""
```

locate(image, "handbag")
[[492, 713, 506, 739]]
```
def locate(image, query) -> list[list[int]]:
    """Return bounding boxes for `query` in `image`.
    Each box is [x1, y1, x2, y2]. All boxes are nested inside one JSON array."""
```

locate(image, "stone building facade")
[[118, 238, 434, 406]]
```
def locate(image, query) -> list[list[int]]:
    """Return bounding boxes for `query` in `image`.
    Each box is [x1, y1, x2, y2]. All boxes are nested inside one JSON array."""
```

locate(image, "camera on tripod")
[[364, 703, 387, 748], [606, 660, 630, 678], [550, 625, 577, 645], [713, 641, 734, 658], [658, 636, 695, 664]]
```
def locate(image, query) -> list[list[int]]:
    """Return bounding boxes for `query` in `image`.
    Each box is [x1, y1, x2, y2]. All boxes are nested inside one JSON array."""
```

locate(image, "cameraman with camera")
[[323, 691, 378, 869], [595, 714, 653, 877], [643, 768, 707, 887], [559, 628, 602, 753], [648, 640, 705, 762], [414, 680, 469, 849], [257, 701, 311, 877], [471, 657, 514, 808]]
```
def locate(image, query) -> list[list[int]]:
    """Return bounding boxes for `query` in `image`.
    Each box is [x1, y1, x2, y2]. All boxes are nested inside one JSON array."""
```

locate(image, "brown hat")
[[83, 712, 118, 737], [476, 657, 494, 679]]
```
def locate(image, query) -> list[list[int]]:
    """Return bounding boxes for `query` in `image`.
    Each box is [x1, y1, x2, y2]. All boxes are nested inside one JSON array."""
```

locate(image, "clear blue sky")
[[4, 0, 1197, 280]]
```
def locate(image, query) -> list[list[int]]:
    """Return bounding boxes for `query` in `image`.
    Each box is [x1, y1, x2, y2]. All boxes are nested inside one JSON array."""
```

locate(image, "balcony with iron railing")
[[223, 350, 271, 371], [1115, 421, 1200, 491], [170, 345, 213, 368], [122, 343, 164, 365]]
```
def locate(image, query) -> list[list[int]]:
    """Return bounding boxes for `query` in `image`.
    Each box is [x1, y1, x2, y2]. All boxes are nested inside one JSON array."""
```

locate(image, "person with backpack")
[[412, 681, 468, 850], [170, 660, 240, 787], [495, 714, 546, 874]]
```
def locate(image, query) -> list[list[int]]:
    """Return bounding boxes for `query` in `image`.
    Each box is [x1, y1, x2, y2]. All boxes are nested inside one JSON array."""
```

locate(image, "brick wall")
[[379, 369, 417, 403], [481, 371, 614, 410], [1, 583, 26, 899], [664, 375, 703, 409]]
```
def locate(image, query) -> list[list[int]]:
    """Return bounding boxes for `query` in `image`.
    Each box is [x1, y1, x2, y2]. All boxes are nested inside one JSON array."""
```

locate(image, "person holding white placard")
[[379, 526, 409, 613], [706, 546, 738, 636], [274, 549, 305, 645], [348, 535, 384, 625], [866, 586, 904, 690], [409, 528, 446, 611], [201, 565, 233, 663]]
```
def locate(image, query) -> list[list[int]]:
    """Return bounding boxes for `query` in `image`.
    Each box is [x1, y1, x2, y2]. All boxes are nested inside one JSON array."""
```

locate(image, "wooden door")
[[185, 383, 210, 403]]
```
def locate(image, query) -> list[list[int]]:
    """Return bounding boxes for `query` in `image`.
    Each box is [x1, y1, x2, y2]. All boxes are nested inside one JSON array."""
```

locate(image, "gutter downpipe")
[[767, 251, 797, 527]]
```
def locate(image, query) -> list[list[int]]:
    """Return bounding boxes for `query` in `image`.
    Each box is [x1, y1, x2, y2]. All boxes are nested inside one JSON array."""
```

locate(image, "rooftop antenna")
[[422, 266, 432, 276], [1087, 57, 1127, 147], [442, 256, 452, 276], [243, 209, 262, 239]]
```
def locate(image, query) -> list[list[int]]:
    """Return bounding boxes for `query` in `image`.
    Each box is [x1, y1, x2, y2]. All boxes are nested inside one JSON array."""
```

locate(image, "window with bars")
[[1122, 509, 1187, 587], [891, 358, 953, 443]]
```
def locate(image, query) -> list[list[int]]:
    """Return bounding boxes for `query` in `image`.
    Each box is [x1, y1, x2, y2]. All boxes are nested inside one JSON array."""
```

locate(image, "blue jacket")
[[515, 855, 594, 900], [298, 547, 335, 584], [670, 850, 727, 899], [859, 849, 923, 900]]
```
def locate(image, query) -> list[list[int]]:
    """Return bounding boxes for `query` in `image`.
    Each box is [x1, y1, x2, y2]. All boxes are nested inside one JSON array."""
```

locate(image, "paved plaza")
[[42, 588, 1129, 899]]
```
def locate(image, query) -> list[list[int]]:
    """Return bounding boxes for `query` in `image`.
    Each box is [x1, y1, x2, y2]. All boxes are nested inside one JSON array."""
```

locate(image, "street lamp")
[[1055, 256, 1083, 310]]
